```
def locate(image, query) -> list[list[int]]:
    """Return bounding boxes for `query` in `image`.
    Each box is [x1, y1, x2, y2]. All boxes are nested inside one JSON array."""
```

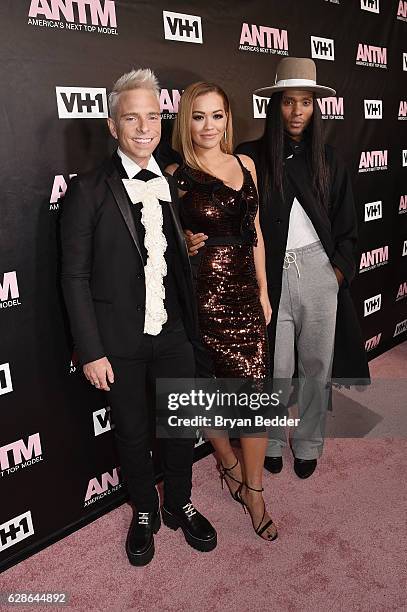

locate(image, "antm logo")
[[253, 94, 270, 119], [399, 195, 407, 215], [364, 293, 381, 317], [56, 87, 108, 118], [359, 246, 388, 272], [0, 271, 21, 309], [84, 468, 121, 505], [396, 281, 407, 301], [0, 511, 34, 552], [359, 150, 387, 172], [239, 23, 289, 53], [398, 101, 407, 120], [364, 99, 382, 119], [0, 433, 42, 471], [28, 0, 117, 26], [356, 44, 387, 67], [394, 319, 407, 337], [50, 174, 77, 210], [365, 333, 381, 351], [311, 36, 335, 61], [318, 97, 344, 119], [397, 1, 407, 22], [361, 0, 379, 13], [403, 53, 407, 71], [163, 11, 202, 43], [403, 150, 407, 166], [159, 89, 182, 118], [364, 201, 382, 221]]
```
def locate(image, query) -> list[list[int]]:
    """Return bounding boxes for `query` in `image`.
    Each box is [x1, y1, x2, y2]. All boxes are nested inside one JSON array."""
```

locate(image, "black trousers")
[[107, 324, 195, 511]]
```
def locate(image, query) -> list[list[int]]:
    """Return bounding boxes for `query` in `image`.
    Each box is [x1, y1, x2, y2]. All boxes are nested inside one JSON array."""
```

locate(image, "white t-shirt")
[[286, 197, 320, 250]]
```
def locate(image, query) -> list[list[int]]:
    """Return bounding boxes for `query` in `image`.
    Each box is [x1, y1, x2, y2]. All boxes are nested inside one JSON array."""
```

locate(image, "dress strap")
[[234, 154, 247, 173]]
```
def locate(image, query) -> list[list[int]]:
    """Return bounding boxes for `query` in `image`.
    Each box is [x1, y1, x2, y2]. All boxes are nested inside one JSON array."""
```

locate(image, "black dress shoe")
[[126, 509, 161, 566], [264, 456, 283, 474], [293, 458, 317, 479], [161, 502, 217, 552]]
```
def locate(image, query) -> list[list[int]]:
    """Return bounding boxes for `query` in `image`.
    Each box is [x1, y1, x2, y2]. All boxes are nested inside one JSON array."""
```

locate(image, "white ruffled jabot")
[[122, 177, 172, 335]]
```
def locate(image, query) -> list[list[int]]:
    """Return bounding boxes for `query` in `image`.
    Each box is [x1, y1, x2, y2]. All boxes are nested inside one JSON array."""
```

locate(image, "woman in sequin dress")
[[166, 82, 277, 541]]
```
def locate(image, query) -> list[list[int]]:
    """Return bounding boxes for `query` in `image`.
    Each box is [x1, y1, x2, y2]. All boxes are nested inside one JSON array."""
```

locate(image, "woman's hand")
[[259, 292, 272, 325]]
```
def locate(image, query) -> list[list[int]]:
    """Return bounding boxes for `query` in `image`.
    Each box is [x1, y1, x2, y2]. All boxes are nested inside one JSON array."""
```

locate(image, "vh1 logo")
[[28, 0, 117, 27], [239, 23, 289, 54], [364, 201, 382, 221], [361, 0, 379, 13], [318, 97, 344, 120], [93, 407, 114, 436], [359, 150, 387, 172], [163, 11, 202, 44], [311, 36, 335, 61], [0, 363, 13, 396], [253, 94, 270, 119], [0, 433, 42, 474], [399, 195, 407, 215], [398, 101, 407, 120], [0, 511, 34, 553], [359, 246, 388, 272], [0, 271, 21, 310], [397, 1, 407, 22], [356, 44, 387, 67], [56, 86, 108, 118], [364, 293, 381, 317], [364, 99, 382, 119], [84, 467, 122, 506]]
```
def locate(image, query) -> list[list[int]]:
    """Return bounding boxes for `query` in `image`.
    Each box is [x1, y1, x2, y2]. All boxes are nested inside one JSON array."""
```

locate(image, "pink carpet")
[[1, 344, 406, 612]]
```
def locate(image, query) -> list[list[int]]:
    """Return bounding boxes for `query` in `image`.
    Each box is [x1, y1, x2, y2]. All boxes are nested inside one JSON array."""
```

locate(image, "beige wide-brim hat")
[[254, 57, 336, 98]]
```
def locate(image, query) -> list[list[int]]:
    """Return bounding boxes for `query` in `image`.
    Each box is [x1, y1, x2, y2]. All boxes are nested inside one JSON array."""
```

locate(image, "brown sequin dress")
[[175, 155, 269, 378]]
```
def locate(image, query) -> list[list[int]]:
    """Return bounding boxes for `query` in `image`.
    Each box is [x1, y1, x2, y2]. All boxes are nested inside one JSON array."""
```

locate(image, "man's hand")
[[333, 266, 344, 287], [83, 356, 114, 391], [184, 229, 208, 256]]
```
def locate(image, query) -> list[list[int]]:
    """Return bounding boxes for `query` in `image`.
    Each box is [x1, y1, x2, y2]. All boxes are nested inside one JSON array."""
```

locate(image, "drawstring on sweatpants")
[[283, 251, 301, 278]]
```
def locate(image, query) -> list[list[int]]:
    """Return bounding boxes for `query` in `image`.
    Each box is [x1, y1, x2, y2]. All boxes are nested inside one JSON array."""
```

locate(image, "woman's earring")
[[224, 130, 227, 141]]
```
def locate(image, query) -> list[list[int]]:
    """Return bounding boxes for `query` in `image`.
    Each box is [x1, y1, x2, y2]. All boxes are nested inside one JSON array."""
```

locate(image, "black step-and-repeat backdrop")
[[0, 0, 406, 571]]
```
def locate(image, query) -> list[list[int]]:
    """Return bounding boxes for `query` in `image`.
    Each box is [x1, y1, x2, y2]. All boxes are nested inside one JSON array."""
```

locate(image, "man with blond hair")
[[61, 68, 216, 566]]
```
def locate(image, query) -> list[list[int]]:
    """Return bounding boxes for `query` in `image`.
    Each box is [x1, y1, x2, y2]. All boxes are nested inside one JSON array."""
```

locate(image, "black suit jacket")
[[60, 153, 211, 374]]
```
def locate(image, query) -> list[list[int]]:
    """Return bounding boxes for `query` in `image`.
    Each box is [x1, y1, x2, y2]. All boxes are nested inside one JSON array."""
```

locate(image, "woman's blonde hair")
[[172, 82, 234, 172]]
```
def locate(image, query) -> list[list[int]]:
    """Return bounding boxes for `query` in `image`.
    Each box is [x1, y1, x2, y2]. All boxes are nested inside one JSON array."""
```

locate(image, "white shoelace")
[[182, 502, 197, 518], [283, 251, 301, 278], [138, 512, 150, 525]]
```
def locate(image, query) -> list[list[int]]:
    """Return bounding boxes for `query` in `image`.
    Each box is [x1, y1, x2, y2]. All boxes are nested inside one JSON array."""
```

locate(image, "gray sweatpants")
[[267, 241, 339, 460]]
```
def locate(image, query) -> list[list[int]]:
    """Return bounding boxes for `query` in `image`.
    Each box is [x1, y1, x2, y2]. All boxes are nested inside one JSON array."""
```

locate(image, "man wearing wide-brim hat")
[[239, 57, 370, 478], [186, 57, 370, 479]]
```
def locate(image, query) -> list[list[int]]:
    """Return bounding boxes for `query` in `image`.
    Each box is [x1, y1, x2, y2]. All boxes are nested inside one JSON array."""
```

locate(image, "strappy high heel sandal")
[[236, 483, 278, 541], [218, 458, 243, 503]]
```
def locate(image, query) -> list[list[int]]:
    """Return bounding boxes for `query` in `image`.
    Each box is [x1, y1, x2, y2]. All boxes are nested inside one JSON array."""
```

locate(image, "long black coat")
[[236, 138, 370, 382], [60, 153, 212, 375]]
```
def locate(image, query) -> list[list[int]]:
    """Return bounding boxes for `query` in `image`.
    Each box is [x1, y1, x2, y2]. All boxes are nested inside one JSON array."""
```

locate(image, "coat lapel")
[[105, 157, 144, 263]]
